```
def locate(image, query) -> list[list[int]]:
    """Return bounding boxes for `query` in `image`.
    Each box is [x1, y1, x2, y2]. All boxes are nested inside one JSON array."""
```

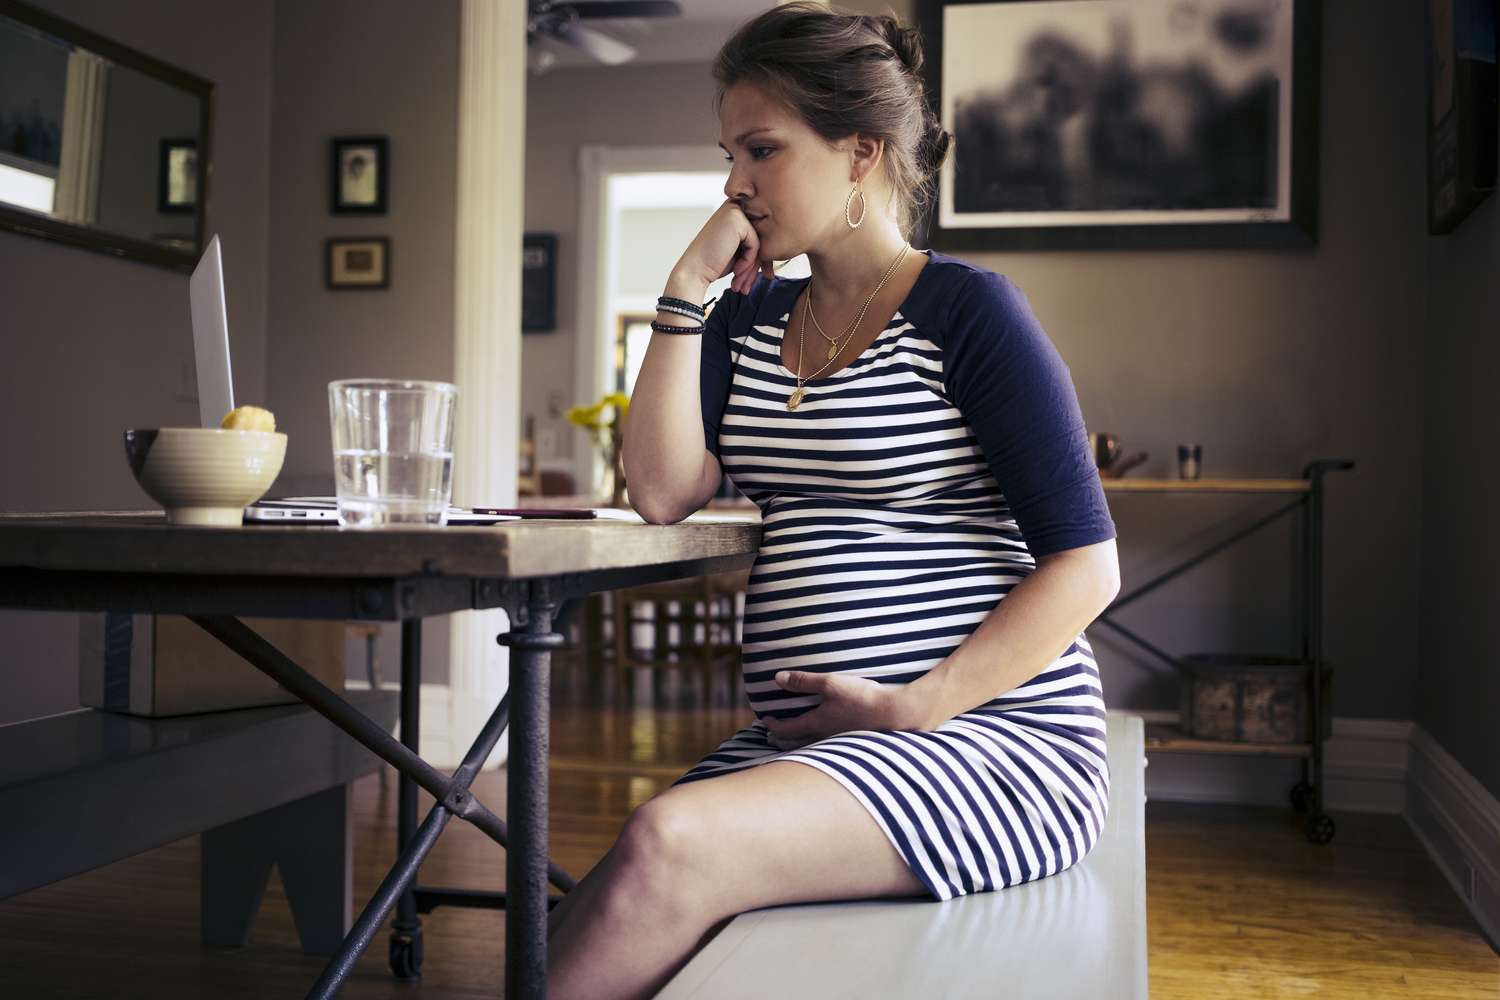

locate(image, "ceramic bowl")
[[124, 428, 287, 526]]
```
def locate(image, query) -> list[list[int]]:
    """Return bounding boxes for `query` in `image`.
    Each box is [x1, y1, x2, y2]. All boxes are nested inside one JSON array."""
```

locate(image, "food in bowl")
[[221, 405, 277, 432]]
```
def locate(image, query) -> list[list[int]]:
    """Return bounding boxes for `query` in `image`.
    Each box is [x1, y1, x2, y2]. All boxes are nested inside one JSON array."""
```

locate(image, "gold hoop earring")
[[844, 181, 866, 229]]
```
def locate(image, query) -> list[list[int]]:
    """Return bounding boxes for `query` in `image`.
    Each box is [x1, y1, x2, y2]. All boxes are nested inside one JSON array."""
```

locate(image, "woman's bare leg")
[[545, 760, 926, 1000], [547, 842, 623, 942]]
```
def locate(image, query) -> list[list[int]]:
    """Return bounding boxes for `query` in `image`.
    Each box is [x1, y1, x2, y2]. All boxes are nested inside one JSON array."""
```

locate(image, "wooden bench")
[[0, 689, 397, 954], [657, 709, 1148, 999]]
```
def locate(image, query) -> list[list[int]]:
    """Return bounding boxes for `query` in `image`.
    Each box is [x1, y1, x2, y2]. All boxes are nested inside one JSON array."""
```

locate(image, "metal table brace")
[[187, 577, 574, 999]]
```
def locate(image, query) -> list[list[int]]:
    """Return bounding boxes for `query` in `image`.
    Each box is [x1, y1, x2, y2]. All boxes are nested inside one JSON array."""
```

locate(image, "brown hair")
[[712, 1, 953, 242]]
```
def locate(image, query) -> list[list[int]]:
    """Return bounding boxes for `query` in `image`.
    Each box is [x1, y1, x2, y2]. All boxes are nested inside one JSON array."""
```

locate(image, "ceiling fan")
[[526, 1, 684, 70]]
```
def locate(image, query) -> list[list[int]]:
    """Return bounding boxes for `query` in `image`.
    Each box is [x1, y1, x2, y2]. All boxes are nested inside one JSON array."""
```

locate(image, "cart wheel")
[[1303, 812, 1336, 844], [390, 930, 424, 981], [1289, 781, 1315, 815]]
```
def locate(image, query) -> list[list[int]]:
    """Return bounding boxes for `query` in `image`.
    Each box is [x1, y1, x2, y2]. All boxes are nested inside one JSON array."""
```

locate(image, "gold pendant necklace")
[[807, 286, 853, 360], [787, 242, 910, 411]]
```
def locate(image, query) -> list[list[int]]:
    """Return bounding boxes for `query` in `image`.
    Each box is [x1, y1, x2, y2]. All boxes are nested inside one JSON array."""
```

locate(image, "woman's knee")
[[608, 796, 719, 923]]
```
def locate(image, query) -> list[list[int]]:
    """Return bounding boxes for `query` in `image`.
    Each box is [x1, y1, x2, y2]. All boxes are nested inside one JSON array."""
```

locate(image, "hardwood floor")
[[0, 650, 1494, 998]]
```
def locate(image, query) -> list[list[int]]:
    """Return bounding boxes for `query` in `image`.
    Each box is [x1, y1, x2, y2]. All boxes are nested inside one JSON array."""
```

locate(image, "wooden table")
[[0, 510, 760, 999]]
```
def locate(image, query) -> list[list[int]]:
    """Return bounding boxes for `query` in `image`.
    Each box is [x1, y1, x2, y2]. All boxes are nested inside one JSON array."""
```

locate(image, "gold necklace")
[[806, 286, 844, 360], [787, 242, 910, 411]]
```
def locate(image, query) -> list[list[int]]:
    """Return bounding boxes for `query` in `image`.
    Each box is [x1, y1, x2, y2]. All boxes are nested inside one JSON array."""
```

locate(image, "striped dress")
[[671, 250, 1118, 902]]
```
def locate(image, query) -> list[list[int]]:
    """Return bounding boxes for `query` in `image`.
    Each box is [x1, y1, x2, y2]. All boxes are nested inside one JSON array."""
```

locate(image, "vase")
[[606, 424, 627, 507], [609, 451, 627, 508]]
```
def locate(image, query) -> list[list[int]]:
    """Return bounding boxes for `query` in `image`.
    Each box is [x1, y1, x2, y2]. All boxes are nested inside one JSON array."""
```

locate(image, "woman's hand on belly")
[[762, 671, 920, 751]]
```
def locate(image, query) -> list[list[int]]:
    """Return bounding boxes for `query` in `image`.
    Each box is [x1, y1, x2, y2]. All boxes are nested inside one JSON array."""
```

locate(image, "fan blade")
[[568, 1, 681, 19], [553, 21, 638, 64]]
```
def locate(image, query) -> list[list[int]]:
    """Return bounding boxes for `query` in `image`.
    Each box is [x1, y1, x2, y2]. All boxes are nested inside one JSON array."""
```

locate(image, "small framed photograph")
[[157, 138, 198, 214], [521, 232, 558, 332], [326, 237, 390, 290], [331, 136, 388, 214]]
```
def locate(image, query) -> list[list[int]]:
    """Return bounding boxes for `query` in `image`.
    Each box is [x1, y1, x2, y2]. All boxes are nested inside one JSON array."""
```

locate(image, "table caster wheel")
[[1304, 812, 1335, 844], [1289, 781, 1314, 814], [390, 929, 424, 981]]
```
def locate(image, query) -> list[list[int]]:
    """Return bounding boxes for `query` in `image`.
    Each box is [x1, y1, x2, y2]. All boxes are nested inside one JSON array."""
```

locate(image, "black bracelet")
[[650, 319, 705, 335], [657, 295, 706, 318]]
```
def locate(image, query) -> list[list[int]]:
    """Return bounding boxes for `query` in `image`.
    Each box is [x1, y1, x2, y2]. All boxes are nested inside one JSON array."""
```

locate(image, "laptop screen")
[[189, 235, 234, 429]]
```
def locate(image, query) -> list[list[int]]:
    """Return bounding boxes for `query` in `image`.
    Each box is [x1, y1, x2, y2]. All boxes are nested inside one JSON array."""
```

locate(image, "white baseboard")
[[1405, 723, 1500, 953], [1133, 709, 1411, 814]]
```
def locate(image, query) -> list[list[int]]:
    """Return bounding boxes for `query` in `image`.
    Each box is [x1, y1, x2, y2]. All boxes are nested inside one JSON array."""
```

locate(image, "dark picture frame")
[[157, 138, 197, 214], [913, 0, 1323, 251], [521, 232, 558, 332], [330, 135, 388, 214], [1425, 0, 1497, 234], [326, 236, 390, 290]]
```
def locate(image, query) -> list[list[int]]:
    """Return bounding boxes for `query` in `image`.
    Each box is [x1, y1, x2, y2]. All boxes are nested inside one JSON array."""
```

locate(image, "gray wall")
[[0, 0, 274, 725], [1420, 162, 1500, 798]]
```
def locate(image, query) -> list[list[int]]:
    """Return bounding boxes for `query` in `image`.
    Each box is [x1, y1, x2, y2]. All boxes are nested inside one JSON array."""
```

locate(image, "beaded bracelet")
[[657, 295, 706, 318], [650, 318, 705, 335], [656, 303, 704, 321]]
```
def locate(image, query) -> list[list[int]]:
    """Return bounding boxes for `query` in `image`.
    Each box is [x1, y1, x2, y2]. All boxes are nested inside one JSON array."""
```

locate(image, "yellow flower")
[[565, 403, 606, 430]]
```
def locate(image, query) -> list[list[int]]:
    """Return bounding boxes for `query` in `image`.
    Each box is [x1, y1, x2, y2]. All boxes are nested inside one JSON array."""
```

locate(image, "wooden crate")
[[1177, 653, 1333, 744]]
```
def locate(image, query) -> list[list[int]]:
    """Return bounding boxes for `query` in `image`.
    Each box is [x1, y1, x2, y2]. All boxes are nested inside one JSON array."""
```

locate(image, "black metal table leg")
[[185, 601, 580, 997], [391, 619, 423, 979], [498, 591, 565, 1000], [310, 797, 453, 996]]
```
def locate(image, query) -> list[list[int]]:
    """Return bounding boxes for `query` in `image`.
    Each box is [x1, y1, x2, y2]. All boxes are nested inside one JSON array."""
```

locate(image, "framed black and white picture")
[[521, 232, 557, 332], [330, 136, 388, 214], [1425, 0, 1497, 234], [326, 236, 390, 290], [157, 138, 197, 214], [914, 0, 1322, 251]]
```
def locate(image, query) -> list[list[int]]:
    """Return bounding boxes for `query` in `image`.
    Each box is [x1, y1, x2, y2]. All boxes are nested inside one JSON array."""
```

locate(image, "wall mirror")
[[0, 0, 211, 272]]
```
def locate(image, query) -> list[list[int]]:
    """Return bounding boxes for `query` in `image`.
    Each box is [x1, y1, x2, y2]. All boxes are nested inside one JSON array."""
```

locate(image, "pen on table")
[[470, 507, 598, 519]]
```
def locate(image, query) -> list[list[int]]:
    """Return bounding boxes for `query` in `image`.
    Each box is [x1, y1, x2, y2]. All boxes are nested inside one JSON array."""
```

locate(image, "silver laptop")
[[187, 237, 517, 525]]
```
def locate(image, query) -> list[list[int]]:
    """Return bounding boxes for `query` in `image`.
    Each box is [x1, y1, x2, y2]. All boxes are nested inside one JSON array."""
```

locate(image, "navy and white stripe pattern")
[[671, 260, 1111, 902]]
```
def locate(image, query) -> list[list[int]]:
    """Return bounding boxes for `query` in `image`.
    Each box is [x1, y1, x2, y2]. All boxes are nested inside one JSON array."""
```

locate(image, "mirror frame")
[[0, 0, 213, 273]]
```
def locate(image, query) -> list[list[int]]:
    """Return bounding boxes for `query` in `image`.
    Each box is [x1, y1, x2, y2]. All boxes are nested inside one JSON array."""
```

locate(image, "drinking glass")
[[328, 379, 457, 527], [1177, 443, 1202, 481]]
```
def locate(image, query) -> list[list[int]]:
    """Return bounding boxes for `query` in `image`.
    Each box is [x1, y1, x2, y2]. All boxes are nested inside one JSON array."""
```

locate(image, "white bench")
[[657, 709, 1147, 1000], [0, 689, 397, 954]]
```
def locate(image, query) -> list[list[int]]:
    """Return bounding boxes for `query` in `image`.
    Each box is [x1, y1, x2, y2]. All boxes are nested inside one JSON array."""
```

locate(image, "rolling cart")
[[1097, 458, 1354, 843]]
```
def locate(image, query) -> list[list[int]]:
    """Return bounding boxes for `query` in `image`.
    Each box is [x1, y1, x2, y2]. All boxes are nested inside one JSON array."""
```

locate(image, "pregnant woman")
[[547, 5, 1120, 998]]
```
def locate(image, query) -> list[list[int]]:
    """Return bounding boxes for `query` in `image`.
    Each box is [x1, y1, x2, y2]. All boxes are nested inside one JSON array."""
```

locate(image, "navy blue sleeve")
[[699, 276, 774, 462], [943, 269, 1116, 558], [699, 290, 735, 462]]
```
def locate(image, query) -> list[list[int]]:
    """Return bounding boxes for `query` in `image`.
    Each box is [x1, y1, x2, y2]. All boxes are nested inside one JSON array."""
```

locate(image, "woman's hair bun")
[[921, 121, 953, 175], [873, 14, 924, 77]]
